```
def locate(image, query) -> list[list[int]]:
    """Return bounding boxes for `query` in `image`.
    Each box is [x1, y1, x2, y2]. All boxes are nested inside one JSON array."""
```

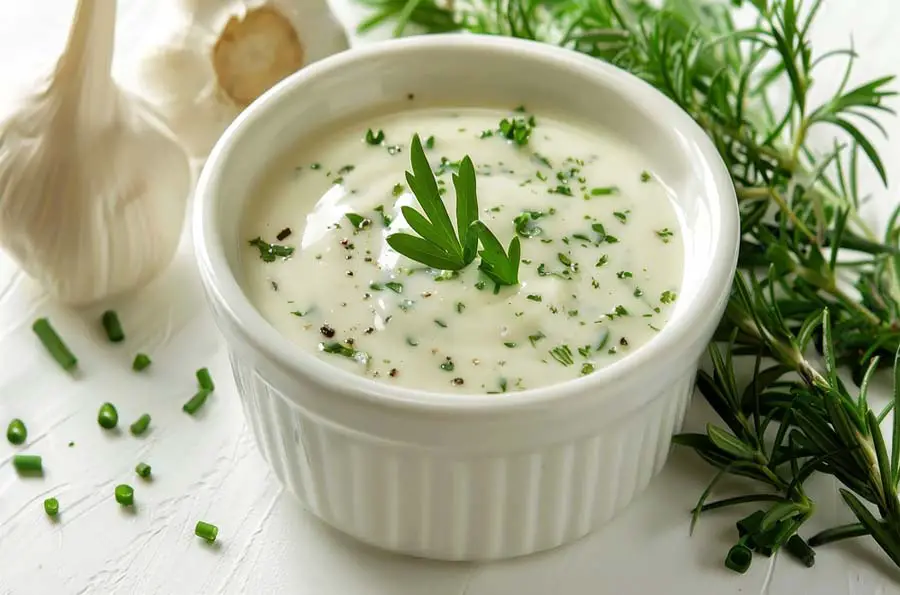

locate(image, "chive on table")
[[1, 1, 899, 593]]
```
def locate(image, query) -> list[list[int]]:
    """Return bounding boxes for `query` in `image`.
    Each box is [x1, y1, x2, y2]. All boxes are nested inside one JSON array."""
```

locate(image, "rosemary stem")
[[808, 522, 868, 547], [767, 189, 817, 241]]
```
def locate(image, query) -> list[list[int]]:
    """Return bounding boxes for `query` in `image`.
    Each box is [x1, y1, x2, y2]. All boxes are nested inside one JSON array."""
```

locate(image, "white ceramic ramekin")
[[193, 35, 739, 561]]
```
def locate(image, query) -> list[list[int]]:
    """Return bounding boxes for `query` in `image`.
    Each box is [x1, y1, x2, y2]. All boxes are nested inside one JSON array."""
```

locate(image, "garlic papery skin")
[[0, 0, 192, 307], [140, 0, 350, 160]]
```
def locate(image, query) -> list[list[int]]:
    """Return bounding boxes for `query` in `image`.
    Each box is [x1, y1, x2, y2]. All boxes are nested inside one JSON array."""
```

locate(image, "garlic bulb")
[[0, 0, 191, 307], [140, 0, 350, 159]]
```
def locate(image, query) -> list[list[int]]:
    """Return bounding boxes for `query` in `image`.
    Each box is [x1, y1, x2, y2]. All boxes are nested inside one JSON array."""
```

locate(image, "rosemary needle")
[[32, 318, 77, 371]]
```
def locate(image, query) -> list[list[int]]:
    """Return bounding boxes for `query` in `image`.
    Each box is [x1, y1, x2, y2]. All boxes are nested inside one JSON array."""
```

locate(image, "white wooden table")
[[1, 1, 899, 593]]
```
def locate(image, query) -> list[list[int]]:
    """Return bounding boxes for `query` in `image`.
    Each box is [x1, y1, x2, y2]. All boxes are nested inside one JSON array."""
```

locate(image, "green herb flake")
[[498, 116, 534, 146], [526, 294, 542, 302], [528, 331, 546, 347], [504, 342, 518, 348], [613, 211, 629, 223], [435, 319, 448, 328], [549, 185, 573, 197], [549, 345, 574, 366], [425, 135, 436, 149], [440, 358, 455, 371], [456, 302, 466, 313], [580, 363, 596, 375], [640, 170, 651, 182], [661, 290, 677, 304], [319, 342, 369, 365], [345, 213, 371, 230], [656, 228, 675, 243], [513, 210, 546, 238], [385, 282, 404, 294], [616, 271, 633, 279], [248, 237, 294, 262], [366, 129, 385, 145], [590, 186, 619, 196], [595, 255, 609, 267]]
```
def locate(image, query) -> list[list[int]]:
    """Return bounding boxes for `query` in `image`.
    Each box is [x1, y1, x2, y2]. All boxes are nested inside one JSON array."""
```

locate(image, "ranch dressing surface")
[[240, 106, 683, 394]]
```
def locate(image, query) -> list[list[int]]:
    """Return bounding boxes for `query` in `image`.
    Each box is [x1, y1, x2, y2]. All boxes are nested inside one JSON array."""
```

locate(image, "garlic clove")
[[0, 0, 191, 307], [212, 6, 305, 108], [140, 0, 350, 160]]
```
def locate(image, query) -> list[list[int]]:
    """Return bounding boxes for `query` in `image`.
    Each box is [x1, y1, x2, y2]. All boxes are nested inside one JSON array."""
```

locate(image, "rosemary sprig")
[[360, 0, 900, 575]]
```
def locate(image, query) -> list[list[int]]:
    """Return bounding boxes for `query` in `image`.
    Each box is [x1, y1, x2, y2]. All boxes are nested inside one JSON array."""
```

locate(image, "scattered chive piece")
[[195, 521, 219, 543], [135, 462, 152, 479], [6, 418, 27, 445], [13, 454, 42, 474], [590, 186, 618, 196], [132, 353, 152, 372], [44, 497, 59, 517], [98, 403, 118, 430], [725, 541, 753, 573], [640, 170, 652, 182], [130, 414, 151, 436], [196, 368, 215, 391], [32, 318, 78, 371], [115, 484, 134, 506], [101, 310, 125, 343], [183, 389, 211, 415]]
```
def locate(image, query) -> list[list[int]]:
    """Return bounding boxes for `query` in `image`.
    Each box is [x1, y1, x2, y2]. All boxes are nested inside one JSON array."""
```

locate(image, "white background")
[[1, 1, 900, 593]]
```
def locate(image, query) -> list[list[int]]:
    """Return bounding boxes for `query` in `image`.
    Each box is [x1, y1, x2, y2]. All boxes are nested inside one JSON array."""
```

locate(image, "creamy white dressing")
[[240, 106, 684, 394]]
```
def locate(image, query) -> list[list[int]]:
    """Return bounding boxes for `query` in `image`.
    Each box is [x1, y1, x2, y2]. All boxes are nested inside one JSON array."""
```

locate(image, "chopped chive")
[[44, 497, 59, 516], [590, 186, 618, 196], [425, 135, 435, 149], [115, 484, 134, 506], [196, 368, 215, 391], [101, 310, 125, 342], [195, 521, 219, 543], [32, 318, 77, 371], [129, 414, 151, 436], [13, 454, 42, 474], [135, 462, 152, 479], [97, 403, 118, 429], [6, 418, 26, 445], [526, 294, 542, 302], [345, 213, 371, 230], [504, 342, 518, 348], [385, 281, 403, 293], [456, 302, 466, 314], [183, 389, 211, 415], [434, 319, 448, 328], [365, 129, 385, 145], [725, 541, 753, 573], [549, 345, 575, 366], [132, 353, 152, 371], [640, 170, 652, 182], [661, 290, 677, 304], [440, 358, 455, 372]]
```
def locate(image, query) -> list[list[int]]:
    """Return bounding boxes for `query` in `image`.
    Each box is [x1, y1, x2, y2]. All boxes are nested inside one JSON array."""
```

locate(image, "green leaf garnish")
[[248, 237, 294, 262], [472, 221, 520, 287], [386, 134, 478, 270], [345, 213, 371, 230]]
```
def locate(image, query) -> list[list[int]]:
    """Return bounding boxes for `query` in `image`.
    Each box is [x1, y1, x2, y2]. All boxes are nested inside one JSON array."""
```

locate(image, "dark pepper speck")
[[320, 325, 336, 338]]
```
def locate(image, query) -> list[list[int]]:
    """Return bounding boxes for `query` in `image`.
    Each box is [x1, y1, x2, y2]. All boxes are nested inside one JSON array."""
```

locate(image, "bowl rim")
[[193, 34, 739, 413]]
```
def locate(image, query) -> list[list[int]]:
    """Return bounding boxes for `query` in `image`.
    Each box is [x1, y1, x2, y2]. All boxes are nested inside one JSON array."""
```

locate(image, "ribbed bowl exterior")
[[229, 351, 695, 561]]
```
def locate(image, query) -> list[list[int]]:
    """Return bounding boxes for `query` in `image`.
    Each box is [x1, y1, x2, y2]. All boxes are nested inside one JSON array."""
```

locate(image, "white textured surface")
[[0, 1, 899, 593]]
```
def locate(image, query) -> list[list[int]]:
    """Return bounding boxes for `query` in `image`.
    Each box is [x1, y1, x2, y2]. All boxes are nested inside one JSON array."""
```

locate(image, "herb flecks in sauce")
[[242, 107, 683, 392]]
